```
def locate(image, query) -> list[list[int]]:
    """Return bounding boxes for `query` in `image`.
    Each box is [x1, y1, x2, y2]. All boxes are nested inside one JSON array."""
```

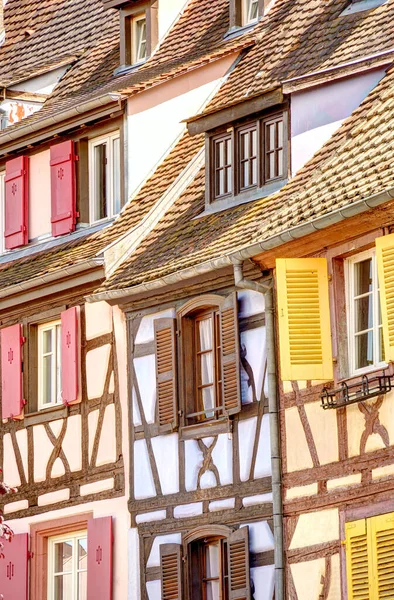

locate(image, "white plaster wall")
[[151, 433, 179, 495], [185, 439, 203, 491], [158, 0, 186, 39], [134, 354, 156, 423], [127, 59, 235, 196], [238, 417, 257, 482], [290, 508, 339, 549], [96, 404, 117, 466], [29, 149, 51, 239], [9, 65, 70, 95], [134, 438, 156, 499], [211, 433, 233, 485], [135, 309, 176, 344], [3, 433, 20, 487], [241, 521, 275, 553], [291, 68, 386, 175], [251, 565, 275, 600], [238, 290, 265, 318], [254, 414, 272, 478], [240, 326, 267, 404], [86, 344, 111, 399], [85, 301, 113, 340], [147, 533, 182, 567]]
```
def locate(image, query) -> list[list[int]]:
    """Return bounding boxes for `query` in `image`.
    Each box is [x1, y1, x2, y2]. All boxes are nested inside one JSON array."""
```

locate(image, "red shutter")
[[87, 517, 113, 600], [61, 306, 80, 405], [4, 156, 28, 249], [1, 324, 24, 420], [50, 140, 77, 237], [0, 533, 29, 599]]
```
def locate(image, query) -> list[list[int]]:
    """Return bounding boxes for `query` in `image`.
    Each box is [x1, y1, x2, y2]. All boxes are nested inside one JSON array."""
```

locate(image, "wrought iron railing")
[[320, 371, 394, 409]]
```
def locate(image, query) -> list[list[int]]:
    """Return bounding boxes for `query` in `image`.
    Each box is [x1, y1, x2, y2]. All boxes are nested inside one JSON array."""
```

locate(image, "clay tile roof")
[[0, 127, 202, 292], [96, 63, 394, 293]]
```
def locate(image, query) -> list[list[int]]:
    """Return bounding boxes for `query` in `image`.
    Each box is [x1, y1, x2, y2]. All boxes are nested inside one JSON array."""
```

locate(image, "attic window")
[[119, 1, 158, 68], [229, 0, 265, 29], [340, 0, 387, 16]]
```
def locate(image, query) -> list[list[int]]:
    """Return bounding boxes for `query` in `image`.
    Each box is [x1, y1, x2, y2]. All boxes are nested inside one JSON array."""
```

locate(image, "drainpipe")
[[233, 261, 284, 600]]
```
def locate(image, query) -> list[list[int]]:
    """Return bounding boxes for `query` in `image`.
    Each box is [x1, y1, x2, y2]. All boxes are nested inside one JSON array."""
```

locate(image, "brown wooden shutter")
[[154, 318, 178, 429], [160, 543, 183, 600], [220, 292, 241, 415], [228, 527, 251, 600]]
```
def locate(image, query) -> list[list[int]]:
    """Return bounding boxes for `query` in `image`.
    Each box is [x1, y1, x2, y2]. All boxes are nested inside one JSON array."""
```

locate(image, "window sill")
[[180, 417, 232, 441], [24, 404, 68, 427], [197, 179, 287, 218], [113, 59, 148, 77], [337, 364, 389, 386], [224, 21, 258, 41]]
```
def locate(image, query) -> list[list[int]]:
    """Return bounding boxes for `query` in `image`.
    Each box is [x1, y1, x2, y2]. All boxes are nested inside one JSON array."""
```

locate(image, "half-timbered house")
[[1, 0, 394, 598], [85, 1, 394, 599]]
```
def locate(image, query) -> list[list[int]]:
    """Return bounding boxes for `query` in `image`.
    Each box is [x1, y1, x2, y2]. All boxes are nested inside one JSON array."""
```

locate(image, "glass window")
[[48, 531, 87, 600], [213, 135, 232, 200], [238, 125, 258, 191], [244, 0, 259, 23], [264, 115, 284, 182], [189, 537, 228, 600], [347, 249, 385, 374], [134, 16, 147, 63], [38, 321, 62, 410], [189, 309, 222, 422], [89, 132, 121, 223]]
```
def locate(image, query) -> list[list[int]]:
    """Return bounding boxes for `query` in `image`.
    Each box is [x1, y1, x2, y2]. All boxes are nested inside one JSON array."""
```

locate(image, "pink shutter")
[[1, 324, 24, 420], [4, 156, 28, 249], [0, 533, 29, 599], [61, 306, 80, 405], [50, 140, 77, 237], [87, 517, 113, 600]]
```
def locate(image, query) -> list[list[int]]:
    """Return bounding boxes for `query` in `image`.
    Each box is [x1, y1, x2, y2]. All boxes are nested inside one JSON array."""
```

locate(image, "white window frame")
[[38, 320, 62, 411], [89, 131, 121, 224], [133, 14, 147, 64], [47, 530, 88, 600], [0, 171, 4, 254], [243, 0, 259, 24], [346, 248, 386, 376]]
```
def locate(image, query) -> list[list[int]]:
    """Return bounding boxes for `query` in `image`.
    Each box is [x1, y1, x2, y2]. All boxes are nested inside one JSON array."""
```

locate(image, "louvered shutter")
[[1, 324, 24, 420], [4, 156, 28, 249], [87, 517, 113, 600], [0, 533, 29, 599], [50, 140, 77, 237], [370, 512, 394, 599], [160, 543, 183, 600], [61, 307, 80, 405], [228, 527, 251, 600], [220, 292, 241, 415], [154, 318, 178, 429], [376, 233, 394, 362], [276, 258, 333, 381], [345, 518, 371, 600]]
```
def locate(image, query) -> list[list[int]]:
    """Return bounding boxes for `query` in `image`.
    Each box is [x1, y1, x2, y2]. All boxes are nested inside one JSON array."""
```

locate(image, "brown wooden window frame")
[[177, 293, 241, 438], [189, 535, 229, 600], [208, 108, 288, 205], [229, 0, 266, 29], [119, 1, 158, 67], [210, 132, 233, 201]]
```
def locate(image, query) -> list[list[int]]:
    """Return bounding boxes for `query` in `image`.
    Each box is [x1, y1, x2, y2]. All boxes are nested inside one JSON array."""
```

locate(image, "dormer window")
[[230, 0, 264, 29], [113, 1, 158, 68], [244, 0, 259, 23], [133, 15, 147, 63], [207, 108, 288, 207]]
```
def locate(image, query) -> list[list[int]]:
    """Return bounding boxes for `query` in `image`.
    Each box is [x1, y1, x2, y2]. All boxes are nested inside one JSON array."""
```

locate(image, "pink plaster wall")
[[28, 149, 51, 240]]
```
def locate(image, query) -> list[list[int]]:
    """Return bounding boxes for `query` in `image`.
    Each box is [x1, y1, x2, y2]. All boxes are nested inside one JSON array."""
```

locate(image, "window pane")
[[54, 541, 73, 573], [355, 331, 374, 370], [43, 355, 53, 405], [56, 324, 62, 403], [199, 317, 213, 351], [112, 137, 121, 216], [354, 296, 373, 332], [202, 387, 215, 418], [136, 18, 147, 61], [43, 329, 53, 354], [78, 538, 88, 570], [354, 259, 372, 296], [94, 143, 107, 220], [277, 149, 283, 177], [241, 132, 248, 160], [269, 153, 275, 179], [200, 352, 214, 386], [206, 581, 220, 600], [267, 124, 275, 150], [78, 571, 87, 600], [248, 0, 259, 21], [278, 120, 283, 146], [54, 573, 73, 600], [206, 543, 220, 578]]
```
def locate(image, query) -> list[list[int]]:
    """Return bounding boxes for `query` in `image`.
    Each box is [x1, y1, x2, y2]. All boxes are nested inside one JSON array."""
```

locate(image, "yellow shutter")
[[276, 258, 333, 381], [376, 233, 394, 361], [370, 512, 394, 600], [345, 519, 371, 600]]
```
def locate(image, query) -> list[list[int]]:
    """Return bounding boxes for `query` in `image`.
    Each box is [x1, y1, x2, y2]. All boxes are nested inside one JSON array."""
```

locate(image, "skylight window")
[[340, 0, 386, 16]]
